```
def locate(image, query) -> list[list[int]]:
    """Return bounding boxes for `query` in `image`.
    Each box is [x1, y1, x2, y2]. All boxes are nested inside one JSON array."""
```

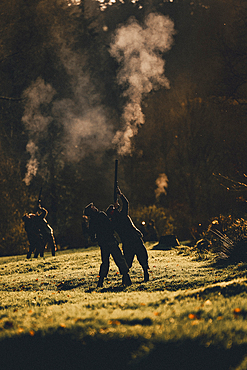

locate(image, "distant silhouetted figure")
[[106, 187, 150, 282], [84, 203, 132, 287], [146, 219, 158, 241]]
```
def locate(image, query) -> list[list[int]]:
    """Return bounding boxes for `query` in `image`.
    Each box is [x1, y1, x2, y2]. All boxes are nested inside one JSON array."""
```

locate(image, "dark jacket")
[[22, 213, 40, 236], [112, 193, 143, 242], [35, 207, 53, 235], [88, 211, 117, 246]]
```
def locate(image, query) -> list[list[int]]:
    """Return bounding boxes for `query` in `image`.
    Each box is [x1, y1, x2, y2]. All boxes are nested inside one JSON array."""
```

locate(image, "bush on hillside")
[[194, 214, 247, 263], [130, 205, 175, 240]]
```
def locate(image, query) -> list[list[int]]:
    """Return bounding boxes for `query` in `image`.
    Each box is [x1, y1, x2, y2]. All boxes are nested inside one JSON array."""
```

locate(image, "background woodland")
[[1, 0, 247, 255]]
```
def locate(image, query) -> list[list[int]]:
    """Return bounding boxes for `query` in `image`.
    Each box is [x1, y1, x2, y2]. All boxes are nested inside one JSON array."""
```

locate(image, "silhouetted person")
[[106, 187, 150, 282], [22, 213, 44, 258], [35, 202, 56, 256], [84, 203, 132, 287], [146, 219, 158, 241]]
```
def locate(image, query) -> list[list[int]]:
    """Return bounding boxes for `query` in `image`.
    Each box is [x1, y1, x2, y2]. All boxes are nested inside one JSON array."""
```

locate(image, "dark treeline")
[[1, 0, 247, 255]]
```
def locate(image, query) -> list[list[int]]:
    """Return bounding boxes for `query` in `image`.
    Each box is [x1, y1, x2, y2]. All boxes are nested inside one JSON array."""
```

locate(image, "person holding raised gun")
[[23, 187, 56, 258], [107, 186, 150, 282], [35, 201, 56, 257], [84, 203, 132, 288]]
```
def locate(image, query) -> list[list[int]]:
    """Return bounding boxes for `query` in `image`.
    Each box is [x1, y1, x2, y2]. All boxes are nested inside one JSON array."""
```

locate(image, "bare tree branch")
[[213, 173, 247, 191], [0, 96, 23, 101]]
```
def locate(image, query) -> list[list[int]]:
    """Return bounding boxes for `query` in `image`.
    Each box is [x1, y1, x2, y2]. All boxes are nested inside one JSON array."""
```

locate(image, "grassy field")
[[0, 243, 246, 370]]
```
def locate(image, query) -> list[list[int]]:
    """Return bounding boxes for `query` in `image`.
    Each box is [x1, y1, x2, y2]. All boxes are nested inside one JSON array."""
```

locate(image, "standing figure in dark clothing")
[[34, 202, 56, 256], [106, 187, 150, 282], [146, 219, 158, 241], [22, 213, 44, 258], [84, 203, 132, 287]]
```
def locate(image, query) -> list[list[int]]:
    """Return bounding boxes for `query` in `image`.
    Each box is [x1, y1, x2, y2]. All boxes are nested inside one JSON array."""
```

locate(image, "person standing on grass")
[[84, 203, 132, 288], [106, 187, 150, 282], [22, 212, 44, 258], [35, 202, 57, 257]]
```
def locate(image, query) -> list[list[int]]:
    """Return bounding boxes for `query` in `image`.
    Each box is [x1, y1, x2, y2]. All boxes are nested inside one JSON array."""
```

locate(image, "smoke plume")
[[22, 43, 115, 185], [155, 173, 169, 199], [22, 78, 56, 185], [110, 13, 175, 154], [22, 12, 175, 185]]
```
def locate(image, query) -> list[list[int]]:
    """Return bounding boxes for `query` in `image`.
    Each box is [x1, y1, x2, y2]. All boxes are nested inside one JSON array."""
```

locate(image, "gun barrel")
[[34, 186, 43, 212], [114, 159, 118, 203]]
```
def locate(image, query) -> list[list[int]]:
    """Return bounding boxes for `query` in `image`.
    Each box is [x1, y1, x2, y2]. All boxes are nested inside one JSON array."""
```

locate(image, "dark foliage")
[[1, 0, 247, 254], [195, 215, 247, 264]]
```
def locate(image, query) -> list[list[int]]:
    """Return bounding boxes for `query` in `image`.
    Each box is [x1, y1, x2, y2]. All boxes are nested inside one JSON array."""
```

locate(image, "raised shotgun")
[[34, 186, 43, 212], [114, 159, 118, 203]]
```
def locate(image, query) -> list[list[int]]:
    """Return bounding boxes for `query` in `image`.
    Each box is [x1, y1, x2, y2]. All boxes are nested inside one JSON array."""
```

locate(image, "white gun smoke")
[[109, 13, 175, 154], [51, 43, 115, 161], [22, 78, 56, 185], [22, 44, 115, 185], [155, 173, 169, 199], [22, 12, 175, 185]]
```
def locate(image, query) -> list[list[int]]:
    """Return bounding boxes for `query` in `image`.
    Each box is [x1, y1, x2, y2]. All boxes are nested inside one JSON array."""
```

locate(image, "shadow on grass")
[[191, 281, 247, 299], [0, 333, 246, 370], [85, 285, 127, 293]]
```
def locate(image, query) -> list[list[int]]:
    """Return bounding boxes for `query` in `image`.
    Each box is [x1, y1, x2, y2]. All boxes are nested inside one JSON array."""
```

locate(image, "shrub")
[[130, 205, 175, 240], [196, 214, 247, 263]]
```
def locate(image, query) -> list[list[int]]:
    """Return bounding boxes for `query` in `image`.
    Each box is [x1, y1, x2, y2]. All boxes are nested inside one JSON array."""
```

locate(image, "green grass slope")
[[0, 244, 246, 370]]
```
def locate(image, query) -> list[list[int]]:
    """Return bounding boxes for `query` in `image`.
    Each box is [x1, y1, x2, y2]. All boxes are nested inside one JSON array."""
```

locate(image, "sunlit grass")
[[0, 243, 246, 369]]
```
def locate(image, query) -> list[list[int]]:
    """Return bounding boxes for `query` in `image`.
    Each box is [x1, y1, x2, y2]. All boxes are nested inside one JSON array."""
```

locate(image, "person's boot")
[[97, 277, 104, 287], [144, 269, 149, 282], [122, 273, 132, 286]]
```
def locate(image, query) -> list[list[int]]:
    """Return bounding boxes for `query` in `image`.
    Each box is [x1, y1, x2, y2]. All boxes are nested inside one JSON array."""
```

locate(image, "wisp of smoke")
[[110, 13, 175, 154], [22, 77, 56, 185], [22, 12, 175, 185], [52, 43, 116, 161], [22, 43, 115, 185], [155, 173, 169, 199]]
